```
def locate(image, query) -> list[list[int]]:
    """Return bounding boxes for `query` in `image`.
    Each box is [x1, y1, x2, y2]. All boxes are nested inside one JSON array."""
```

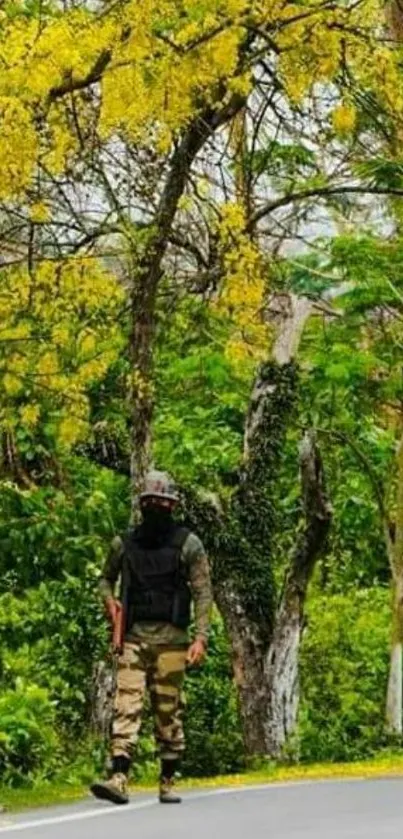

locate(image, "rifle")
[[112, 601, 124, 655], [112, 551, 130, 655]]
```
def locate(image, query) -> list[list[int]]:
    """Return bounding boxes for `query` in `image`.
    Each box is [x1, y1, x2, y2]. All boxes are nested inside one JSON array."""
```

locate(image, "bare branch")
[[248, 186, 403, 231]]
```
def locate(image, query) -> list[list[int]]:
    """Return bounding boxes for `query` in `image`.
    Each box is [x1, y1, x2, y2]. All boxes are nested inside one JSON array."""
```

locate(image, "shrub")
[[299, 588, 391, 762], [0, 682, 61, 786]]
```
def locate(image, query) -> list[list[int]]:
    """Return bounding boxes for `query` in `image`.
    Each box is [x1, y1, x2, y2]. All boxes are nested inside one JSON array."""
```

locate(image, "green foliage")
[[178, 361, 301, 637], [355, 158, 403, 191], [0, 682, 61, 786], [289, 231, 403, 589], [317, 440, 391, 590], [299, 589, 391, 762], [0, 462, 128, 589], [0, 461, 129, 754], [154, 299, 249, 489]]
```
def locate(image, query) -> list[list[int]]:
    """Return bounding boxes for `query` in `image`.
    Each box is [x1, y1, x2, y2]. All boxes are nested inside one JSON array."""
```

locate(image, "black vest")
[[122, 525, 191, 631]]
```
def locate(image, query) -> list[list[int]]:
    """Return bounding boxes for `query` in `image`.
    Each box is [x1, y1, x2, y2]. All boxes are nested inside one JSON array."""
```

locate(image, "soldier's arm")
[[99, 535, 124, 603], [184, 534, 213, 645]]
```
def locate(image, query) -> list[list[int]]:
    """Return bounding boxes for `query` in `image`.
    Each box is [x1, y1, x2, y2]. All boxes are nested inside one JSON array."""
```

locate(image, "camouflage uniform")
[[100, 531, 212, 762]]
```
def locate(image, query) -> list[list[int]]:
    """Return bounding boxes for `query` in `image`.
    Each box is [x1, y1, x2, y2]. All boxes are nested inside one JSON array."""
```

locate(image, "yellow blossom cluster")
[[214, 202, 269, 365], [273, 2, 403, 124], [0, 258, 125, 449], [0, 0, 399, 200], [332, 102, 357, 136]]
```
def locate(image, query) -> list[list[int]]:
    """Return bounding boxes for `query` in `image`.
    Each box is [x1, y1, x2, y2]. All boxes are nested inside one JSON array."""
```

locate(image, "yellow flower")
[[52, 324, 70, 347], [29, 202, 50, 224], [214, 201, 269, 363], [20, 404, 40, 427], [58, 416, 84, 447], [332, 102, 357, 136], [80, 332, 96, 355], [0, 323, 31, 341], [37, 352, 59, 376], [3, 374, 22, 396]]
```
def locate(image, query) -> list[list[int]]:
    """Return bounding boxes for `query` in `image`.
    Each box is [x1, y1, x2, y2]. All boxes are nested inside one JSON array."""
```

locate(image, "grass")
[[3, 753, 403, 813]]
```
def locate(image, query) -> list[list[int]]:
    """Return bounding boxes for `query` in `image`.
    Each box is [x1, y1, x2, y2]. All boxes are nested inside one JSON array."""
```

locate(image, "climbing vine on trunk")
[[181, 297, 332, 758]]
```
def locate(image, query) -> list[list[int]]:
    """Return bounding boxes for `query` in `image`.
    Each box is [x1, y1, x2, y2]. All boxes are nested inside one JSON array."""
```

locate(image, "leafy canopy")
[[1, 0, 402, 200]]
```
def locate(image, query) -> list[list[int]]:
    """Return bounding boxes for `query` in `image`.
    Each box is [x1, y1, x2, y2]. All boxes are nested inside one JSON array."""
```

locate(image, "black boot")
[[91, 755, 130, 805], [159, 759, 182, 804]]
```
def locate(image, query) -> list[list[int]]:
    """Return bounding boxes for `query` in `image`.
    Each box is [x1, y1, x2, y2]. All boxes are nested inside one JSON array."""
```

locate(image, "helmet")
[[140, 469, 179, 503]]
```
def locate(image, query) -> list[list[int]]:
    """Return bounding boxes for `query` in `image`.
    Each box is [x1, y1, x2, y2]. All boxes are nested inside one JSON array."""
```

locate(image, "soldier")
[[91, 470, 213, 805]]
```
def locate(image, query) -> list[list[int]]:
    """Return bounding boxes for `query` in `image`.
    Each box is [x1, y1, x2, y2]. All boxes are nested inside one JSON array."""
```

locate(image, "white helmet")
[[140, 469, 179, 503]]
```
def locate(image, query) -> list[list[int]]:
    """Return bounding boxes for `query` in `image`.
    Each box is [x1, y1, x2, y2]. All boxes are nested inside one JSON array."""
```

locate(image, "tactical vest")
[[122, 525, 191, 631]]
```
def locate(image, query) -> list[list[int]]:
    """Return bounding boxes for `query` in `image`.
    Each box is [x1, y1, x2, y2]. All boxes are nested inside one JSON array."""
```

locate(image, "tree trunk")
[[264, 432, 332, 757], [129, 94, 245, 506], [387, 0, 403, 42], [91, 659, 117, 740], [386, 581, 403, 735], [215, 432, 331, 760], [264, 610, 300, 759], [231, 297, 313, 758], [213, 297, 332, 760], [214, 580, 267, 758], [386, 432, 403, 734]]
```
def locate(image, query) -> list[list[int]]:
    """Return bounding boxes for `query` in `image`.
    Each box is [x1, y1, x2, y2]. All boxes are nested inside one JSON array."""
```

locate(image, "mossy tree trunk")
[[263, 431, 331, 756], [194, 295, 332, 759]]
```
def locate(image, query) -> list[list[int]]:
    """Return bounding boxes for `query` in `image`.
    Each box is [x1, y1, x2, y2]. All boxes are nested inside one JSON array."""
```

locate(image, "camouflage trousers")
[[111, 641, 187, 762]]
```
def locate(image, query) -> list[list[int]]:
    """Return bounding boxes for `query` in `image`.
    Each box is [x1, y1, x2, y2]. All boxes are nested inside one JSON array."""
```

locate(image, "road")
[[0, 778, 402, 838]]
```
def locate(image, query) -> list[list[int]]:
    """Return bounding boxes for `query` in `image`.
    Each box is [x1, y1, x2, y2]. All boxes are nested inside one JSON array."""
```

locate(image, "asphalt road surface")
[[0, 779, 402, 838]]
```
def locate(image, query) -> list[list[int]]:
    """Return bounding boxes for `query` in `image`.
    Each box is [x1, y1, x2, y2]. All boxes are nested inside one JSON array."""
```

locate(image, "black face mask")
[[139, 505, 174, 548]]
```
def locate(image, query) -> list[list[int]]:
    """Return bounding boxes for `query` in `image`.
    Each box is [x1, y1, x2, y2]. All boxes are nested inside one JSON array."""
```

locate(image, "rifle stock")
[[112, 601, 124, 654]]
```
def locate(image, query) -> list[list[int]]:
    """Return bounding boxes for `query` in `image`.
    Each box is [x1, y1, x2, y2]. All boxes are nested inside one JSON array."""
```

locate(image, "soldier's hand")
[[105, 597, 122, 626], [186, 639, 206, 667]]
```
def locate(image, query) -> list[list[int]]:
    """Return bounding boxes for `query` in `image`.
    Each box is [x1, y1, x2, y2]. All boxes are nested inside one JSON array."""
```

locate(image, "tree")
[[171, 291, 331, 758]]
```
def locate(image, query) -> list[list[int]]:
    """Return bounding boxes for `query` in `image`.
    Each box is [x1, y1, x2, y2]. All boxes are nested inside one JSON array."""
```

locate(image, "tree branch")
[[263, 430, 331, 758], [47, 25, 131, 104], [247, 185, 403, 231], [279, 432, 332, 616], [47, 50, 112, 104]]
